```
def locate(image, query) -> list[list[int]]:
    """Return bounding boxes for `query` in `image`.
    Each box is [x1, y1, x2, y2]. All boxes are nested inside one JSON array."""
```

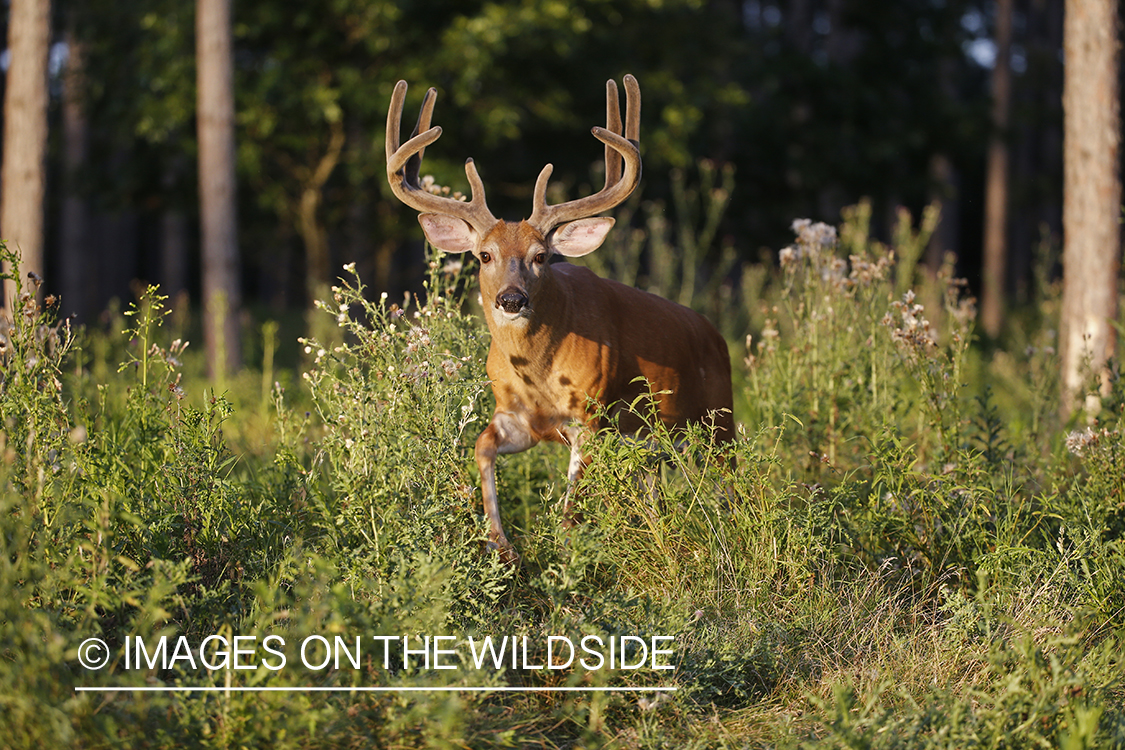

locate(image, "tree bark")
[[1060, 0, 1121, 415], [981, 0, 1014, 338], [296, 117, 345, 305], [1, 0, 51, 311], [161, 160, 190, 300], [197, 0, 241, 379]]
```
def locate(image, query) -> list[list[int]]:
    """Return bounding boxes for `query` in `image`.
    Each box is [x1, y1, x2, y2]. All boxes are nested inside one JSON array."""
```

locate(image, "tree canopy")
[[27, 0, 1067, 317]]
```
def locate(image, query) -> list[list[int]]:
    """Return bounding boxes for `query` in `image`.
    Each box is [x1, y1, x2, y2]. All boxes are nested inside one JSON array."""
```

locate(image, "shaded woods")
[[11, 1, 1074, 327]]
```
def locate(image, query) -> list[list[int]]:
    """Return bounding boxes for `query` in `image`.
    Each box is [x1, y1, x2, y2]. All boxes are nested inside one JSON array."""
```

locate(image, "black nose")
[[497, 290, 529, 314]]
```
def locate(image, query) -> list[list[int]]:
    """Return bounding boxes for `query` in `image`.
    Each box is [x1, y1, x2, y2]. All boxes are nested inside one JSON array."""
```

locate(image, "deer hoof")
[[486, 539, 520, 567], [561, 510, 584, 530]]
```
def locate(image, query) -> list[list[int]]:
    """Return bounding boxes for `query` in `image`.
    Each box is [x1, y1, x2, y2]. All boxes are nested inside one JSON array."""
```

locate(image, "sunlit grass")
[[1, 188, 1123, 748]]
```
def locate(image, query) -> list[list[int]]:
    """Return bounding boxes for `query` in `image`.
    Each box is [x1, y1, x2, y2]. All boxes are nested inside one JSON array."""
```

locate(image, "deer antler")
[[528, 74, 641, 234], [385, 80, 497, 235]]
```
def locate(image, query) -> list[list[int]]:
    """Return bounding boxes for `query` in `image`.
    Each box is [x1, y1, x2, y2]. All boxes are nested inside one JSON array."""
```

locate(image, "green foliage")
[[69, 0, 1000, 320], [4, 202, 1125, 747], [810, 623, 1125, 750]]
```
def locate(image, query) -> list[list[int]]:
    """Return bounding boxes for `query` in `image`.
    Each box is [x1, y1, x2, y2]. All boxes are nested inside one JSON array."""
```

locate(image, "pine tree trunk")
[[981, 0, 1014, 337], [1, 0, 51, 311], [197, 0, 241, 379], [161, 160, 190, 300], [1060, 0, 1121, 415]]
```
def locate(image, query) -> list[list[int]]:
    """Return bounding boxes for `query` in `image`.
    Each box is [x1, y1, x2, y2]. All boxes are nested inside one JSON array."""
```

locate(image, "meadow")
[[1, 190, 1123, 748]]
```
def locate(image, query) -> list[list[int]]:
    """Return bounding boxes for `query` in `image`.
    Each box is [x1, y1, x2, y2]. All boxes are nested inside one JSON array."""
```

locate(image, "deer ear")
[[551, 217, 615, 257], [418, 213, 477, 254]]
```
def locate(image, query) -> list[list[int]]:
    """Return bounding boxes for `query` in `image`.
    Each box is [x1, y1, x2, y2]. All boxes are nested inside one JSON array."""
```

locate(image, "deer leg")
[[560, 425, 590, 529], [475, 412, 535, 564]]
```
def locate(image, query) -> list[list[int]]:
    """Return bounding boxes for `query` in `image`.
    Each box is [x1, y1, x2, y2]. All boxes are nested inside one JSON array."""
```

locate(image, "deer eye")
[[533, 252, 547, 265], [479, 251, 492, 264]]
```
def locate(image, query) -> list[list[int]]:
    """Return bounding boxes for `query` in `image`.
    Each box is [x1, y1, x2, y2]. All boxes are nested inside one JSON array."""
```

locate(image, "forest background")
[[10, 0, 1075, 339], [2, 1, 1125, 747]]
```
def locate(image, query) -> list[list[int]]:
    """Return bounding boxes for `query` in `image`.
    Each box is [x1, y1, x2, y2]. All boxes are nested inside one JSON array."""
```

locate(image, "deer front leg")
[[560, 424, 591, 529], [475, 412, 536, 564]]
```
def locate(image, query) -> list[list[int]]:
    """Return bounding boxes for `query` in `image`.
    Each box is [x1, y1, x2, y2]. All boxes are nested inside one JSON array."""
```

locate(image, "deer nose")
[[497, 290, 529, 314]]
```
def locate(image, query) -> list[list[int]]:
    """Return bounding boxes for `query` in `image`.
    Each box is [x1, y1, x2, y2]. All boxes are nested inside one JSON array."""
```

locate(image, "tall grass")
[[1, 175, 1123, 749]]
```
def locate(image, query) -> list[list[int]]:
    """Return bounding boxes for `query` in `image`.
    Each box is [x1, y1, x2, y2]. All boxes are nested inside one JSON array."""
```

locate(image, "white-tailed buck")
[[386, 75, 733, 563]]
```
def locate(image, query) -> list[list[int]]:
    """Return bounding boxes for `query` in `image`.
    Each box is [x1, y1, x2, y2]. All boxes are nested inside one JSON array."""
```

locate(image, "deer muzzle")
[[496, 289, 530, 314]]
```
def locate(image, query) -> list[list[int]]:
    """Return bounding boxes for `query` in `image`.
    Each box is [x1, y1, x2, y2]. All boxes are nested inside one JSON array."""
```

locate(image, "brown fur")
[[386, 77, 732, 564], [469, 221, 733, 563]]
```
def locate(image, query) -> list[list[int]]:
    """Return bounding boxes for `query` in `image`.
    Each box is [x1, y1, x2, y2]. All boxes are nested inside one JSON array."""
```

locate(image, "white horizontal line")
[[75, 686, 677, 693]]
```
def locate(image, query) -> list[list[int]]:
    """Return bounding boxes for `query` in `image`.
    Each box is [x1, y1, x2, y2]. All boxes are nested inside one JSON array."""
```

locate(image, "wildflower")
[[778, 245, 799, 268], [791, 219, 837, 252], [1065, 427, 1098, 457], [758, 321, 780, 357], [886, 292, 937, 355], [823, 256, 847, 286]]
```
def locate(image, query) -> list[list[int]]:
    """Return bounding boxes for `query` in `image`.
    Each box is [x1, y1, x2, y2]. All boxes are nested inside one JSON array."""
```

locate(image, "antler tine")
[[623, 74, 640, 142], [402, 86, 438, 187], [604, 79, 623, 188], [386, 81, 406, 160], [385, 81, 497, 234], [529, 76, 642, 235]]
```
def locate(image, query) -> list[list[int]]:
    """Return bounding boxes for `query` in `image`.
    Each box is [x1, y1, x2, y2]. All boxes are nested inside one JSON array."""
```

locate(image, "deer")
[[385, 75, 734, 564]]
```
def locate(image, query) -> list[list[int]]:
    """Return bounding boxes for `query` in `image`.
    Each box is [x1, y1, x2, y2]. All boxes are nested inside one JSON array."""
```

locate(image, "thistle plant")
[[299, 247, 508, 607], [745, 202, 975, 474], [0, 244, 76, 502]]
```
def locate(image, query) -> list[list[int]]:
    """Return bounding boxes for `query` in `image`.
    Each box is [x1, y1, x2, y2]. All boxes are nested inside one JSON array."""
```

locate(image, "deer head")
[[385, 76, 642, 329]]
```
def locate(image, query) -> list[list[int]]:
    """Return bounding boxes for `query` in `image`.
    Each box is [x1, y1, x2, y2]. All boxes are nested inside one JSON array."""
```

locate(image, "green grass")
[[1, 197, 1123, 749]]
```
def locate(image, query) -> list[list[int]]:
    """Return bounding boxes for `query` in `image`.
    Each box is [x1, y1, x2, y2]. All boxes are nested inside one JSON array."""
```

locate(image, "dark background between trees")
[[0, 1, 1105, 345]]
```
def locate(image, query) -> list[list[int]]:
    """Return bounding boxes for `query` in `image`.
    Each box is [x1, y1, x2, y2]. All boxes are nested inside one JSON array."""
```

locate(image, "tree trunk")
[[981, 0, 1014, 338], [1, 0, 51, 311], [1060, 0, 1121, 416], [60, 28, 89, 322], [926, 154, 960, 270], [196, 0, 241, 379], [296, 117, 345, 305], [161, 161, 190, 300]]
